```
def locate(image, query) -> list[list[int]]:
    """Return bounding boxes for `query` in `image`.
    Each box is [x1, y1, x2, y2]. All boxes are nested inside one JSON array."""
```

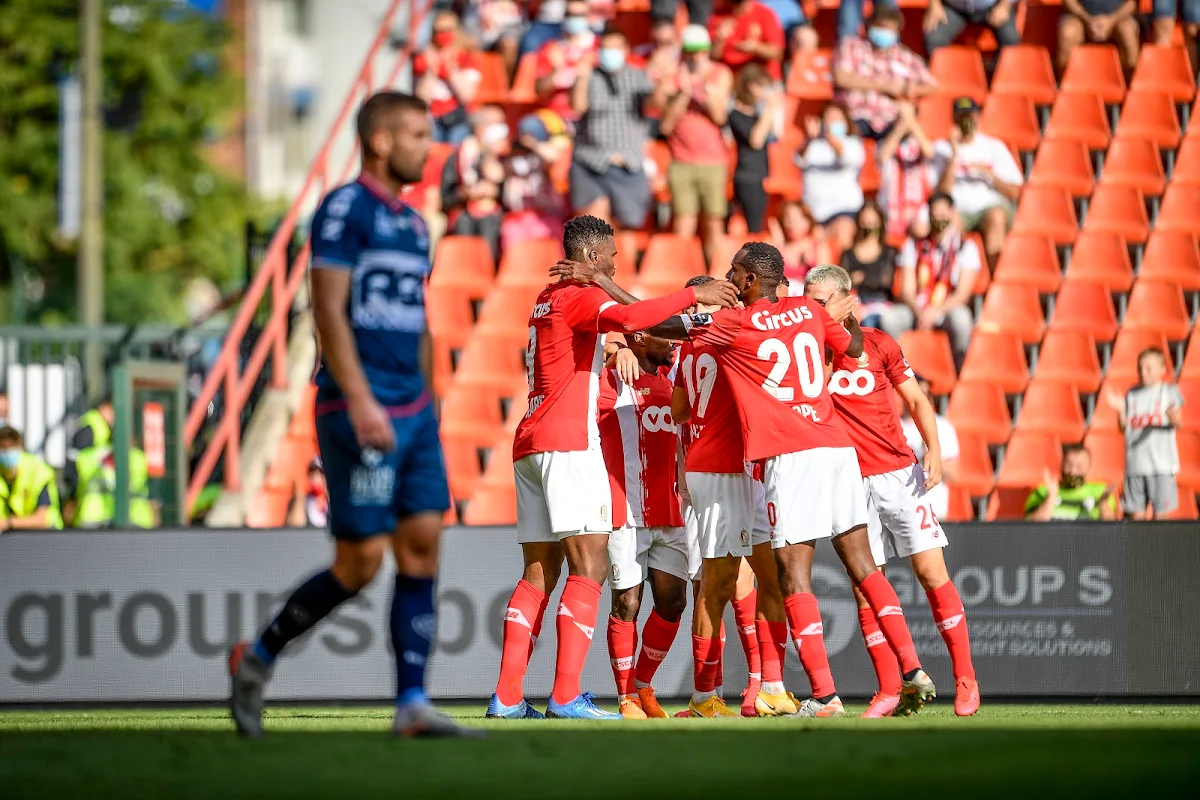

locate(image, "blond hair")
[[803, 263, 852, 293]]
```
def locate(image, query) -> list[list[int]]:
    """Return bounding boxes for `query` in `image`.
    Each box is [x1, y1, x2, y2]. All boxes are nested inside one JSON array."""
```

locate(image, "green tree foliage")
[[0, 0, 246, 324]]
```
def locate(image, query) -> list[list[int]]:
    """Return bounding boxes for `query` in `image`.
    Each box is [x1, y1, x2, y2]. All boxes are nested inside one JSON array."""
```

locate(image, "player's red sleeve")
[[688, 308, 742, 350], [559, 286, 616, 331], [596, 288, 698, 334], [817, 303, 853, 354], [881, 334, 916, 386]]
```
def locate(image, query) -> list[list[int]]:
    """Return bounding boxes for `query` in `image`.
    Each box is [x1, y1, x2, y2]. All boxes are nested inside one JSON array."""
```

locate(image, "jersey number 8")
[[757, 333, 823, 401]]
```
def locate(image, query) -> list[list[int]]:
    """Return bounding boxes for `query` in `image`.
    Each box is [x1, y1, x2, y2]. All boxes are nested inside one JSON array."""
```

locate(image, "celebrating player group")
[[489, 214, 981, 721]]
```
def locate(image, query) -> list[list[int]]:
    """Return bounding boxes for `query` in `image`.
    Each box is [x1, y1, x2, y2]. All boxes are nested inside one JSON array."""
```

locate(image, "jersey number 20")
[[757, 333, 823, 401]]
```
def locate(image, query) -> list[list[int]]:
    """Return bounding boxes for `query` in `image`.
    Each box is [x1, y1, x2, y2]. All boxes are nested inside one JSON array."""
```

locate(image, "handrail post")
[[270, 260, 288, 389], [224, 365, 241, 492]]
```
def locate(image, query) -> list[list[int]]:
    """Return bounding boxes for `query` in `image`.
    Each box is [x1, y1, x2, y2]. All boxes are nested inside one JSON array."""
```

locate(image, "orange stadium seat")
[[1178, 381, 1200, 433], [1035, 330, 1103, 393], [1130, 45, 1197, 104], [262, 434, 309, 493], [426, 288, 477, 350], [1091, 375, 1137, 430], [954, 433, 996, 497], [1171, 137, 1200, 186], [959, 332, 1029, 394], [1124, 281, 1191, 341], [708, 235, 744, 278], [1012, 186, 1079, 245], [947, 382, 1013, 445], [1098, 138, 1166, 197], [1030, 138, 1095, 197], [439, 386, 503, 448], [1116, 91, 1182, 150], [288, 384, 317, 439], [930, 46, 988, 103], [463, 486, 517, 525], [1050, 279, 1119, 343], [764, 141, 803, 200], [1061, 44, 1127, 103], [918, 94, 953, 140], [977, 283, 1045, 344], [1191, 95, 1200, 139], [1106, 329, 1174, 384], [641, 234, 708, 289], [997, 431, 1064, 489], [897, 330, 957, 394], [431, 235, 496, 299], [945, 485, 975, 521], [509, 53, 539, 104], [991, 44, 1058, 105], [498, 237, 562, 288], [1141, 231, 1200, 290], [442, 434, 483, 503], [992, 233, 1062, 294], [1082, 428, 1126, 488], [1064, 232, 1134, 293], [980, 94, 1041, 152], [1014, 380, 1087, 443], [1177, 431, 1200, 492], [1157, 185, 1200, 235], [786, 49, 834, 99], [1083, 185, 1150, 244], [1167, 487, 1200, 520], [453, 335, 529, 392], [430, 339, 456, 397], [474, 52, 510, 105], [475, 286, 543, 337], [246, 488, 291, 528], [1045, 92, 1112, 151], [1183, 327, 1200, 380]]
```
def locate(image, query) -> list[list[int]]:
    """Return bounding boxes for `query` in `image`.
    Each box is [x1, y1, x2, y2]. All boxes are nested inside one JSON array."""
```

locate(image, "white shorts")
[[680, 499, 704, 580], [764, 447, 868, 548], [515, 449, 613, 543], [686, 471, 772, 560], [607, 524, 692, 590], [864, 462, 949, 567]]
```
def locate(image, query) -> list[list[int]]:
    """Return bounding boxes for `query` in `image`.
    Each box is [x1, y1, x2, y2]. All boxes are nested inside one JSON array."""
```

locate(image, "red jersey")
[[535, 35, 597, 119], [828, 327, 918, 478], [688, 296, 854, 461], [709, 3, 786, 82], [412, 49, 482, 118], [598, 368, 685, 529], [674, 342, 746, 474]]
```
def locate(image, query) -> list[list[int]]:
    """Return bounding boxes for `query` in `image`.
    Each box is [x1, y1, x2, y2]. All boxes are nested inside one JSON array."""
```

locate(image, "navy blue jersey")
[[309, 175, 432, 405]]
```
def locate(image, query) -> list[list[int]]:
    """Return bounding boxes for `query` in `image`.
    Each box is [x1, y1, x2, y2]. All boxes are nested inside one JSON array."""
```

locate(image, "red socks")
[[607, 617, 637, 696], [928, 581, 975, 681], [551, 576, 602, 705], [858, 607, 902, 695], [495, 579, 549, 706], [691, 635, 722, 692], [716, 621, 727, 689], [756, 620, 787, 684], [732, 591, 761, 682], [635, 610, 680, 686], [859, 570, 921, 675], [783, 592, 836, 698]]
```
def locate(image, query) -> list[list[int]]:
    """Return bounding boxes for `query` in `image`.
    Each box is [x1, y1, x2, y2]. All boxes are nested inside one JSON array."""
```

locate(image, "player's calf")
[[910, 550, 980, 716]]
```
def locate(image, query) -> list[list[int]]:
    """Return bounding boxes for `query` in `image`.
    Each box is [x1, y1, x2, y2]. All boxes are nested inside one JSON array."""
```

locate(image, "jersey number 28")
[[757, 333, 823, 401]]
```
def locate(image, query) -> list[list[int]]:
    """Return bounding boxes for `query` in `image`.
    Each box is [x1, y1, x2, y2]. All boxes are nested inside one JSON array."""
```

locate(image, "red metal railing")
[[184, 0, 432, 514]]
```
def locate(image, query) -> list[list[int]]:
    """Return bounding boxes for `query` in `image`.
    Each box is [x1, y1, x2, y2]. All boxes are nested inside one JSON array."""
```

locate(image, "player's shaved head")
[[685, 275, 715, 288], [563, 215, 617, 276], [357, 91, 428, 148]]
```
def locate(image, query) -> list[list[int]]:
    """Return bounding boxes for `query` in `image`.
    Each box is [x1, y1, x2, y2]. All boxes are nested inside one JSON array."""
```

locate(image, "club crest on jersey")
[[857, 352, 870, 368], [740, 529, 749, 547], [611, 563, 620, 583]]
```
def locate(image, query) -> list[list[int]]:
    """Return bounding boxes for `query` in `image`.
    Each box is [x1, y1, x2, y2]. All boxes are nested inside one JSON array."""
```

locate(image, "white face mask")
[[482, 122, 510, 147]]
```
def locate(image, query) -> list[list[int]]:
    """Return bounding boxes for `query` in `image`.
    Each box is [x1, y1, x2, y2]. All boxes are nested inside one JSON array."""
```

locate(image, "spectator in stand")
[[653, 0, 714, 25], [901, 376, 960, 520], [878, 100, 937, 243], [502, 114, 571, 250], [1152, 3, 1199, 76], [570, 27, 661, 236], [636, 18, 681, 84], [758, 1, 819, 53], [797, 100, 864, 254], [467, 1, 526, 79], [1108, 348, 1185, 520], [838, 0, 897, 41], [709, 0, 787, 83], [534, 0, 598, 120], [413, 10, 482, 145], [923, 0, 1020, 54], [834, 5, 936, 141], [440, 106, 509, 259], [0, 426, 63, 531], [892, 192, 980, 368], [840, 200, 903, 331], [290, 458, 329, 528], [660, 25, 734, 253], [1058, 1, 1141, 77], [933, 96, 1023, 271], [1025, 445, 1117, 521], [729, 63, 783, 234], [521, 0, 566, 57], [768, 200, 833, 283]]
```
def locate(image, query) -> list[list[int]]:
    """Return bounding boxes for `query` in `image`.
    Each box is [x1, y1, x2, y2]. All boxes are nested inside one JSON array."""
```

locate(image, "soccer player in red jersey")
[[488, 216, 737, 720], [805, 265, 980, 718], [598, 332, 690, 719], [664, 243, 937, 717]]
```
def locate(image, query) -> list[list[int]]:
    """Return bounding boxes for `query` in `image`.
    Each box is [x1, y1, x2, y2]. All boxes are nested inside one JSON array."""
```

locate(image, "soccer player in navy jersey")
[[229, 91, 480, 739]]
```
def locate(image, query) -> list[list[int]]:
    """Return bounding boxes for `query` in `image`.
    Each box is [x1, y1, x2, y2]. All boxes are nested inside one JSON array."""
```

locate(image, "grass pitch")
[[2, 704, 1198, 798]]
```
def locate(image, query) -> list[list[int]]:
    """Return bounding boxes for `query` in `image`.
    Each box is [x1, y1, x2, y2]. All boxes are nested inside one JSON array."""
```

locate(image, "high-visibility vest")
[[0, 452, 64, 530], [79, 409, 112, 449], [74, 447, 154, 529]]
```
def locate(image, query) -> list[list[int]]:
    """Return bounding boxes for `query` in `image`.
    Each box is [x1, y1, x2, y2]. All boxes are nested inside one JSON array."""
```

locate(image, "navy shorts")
[[569, 160, 652, 230], [315, 395, 450, 540]]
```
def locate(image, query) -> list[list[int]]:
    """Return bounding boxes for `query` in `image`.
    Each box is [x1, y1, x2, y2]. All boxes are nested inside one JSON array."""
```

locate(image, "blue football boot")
[[545, 692, 622, 720], [486, 694, 546, 719]]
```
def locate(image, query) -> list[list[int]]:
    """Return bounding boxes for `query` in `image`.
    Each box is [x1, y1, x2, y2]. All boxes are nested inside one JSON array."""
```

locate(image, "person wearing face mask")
[[837, 0, 897, 41], [878, 100, 937, 242], [729, 63, 783, 234], [1026, 445, 1117, 521], [834, 5, 936, 142], [839, 200, 901, 331], [933, 97, 1023, 272], [440, 105, 510, 260], [64, 437, 157, 529], [923, 0, 1020, 55], [0, 426, 63, 532], [892, 192, 980, 369], [636, 19, 682, 86], [534, 0, 598, 120], [797, 100, 865, 254], [413, 11, 482, 145], [520, 0, 568, 58]]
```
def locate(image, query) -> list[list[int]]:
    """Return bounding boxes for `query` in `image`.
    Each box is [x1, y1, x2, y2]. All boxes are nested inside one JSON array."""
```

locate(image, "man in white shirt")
[[932, 96, 1023, 271], [901, 376, 959, 519]]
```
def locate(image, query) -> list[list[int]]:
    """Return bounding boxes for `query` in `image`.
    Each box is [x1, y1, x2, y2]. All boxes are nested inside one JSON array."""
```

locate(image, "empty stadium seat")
[[977, 283, 1046, 344], [1116, 91, 1182, 150], [1123, 281, 1191, 341], [426, 288, 477, 350], [960, 332, 1029, 394], [1178, 431, 1200, 492], [462, 486, 517, 525], [474, 52, 510, 105], [1167, 486, 1200, 520], [1141, 231, 1200, 290], [1183, 327, 1200, 380], [1061, 44, 1126, 103], [980, 94, 1041, 152], [1050, 280, 1120, 343], [945, 485, 975, 521], [442, 434, 483, 502], [992, 233, 1062, 293], [1030, 139, 1095, 197], [764, 141, 803, 200], [897, 330, 957, 394], [991, 44, 1057, 105], [708, 235, 744, 278], [1064, 232, 1134, 292], [1034, 330, 1103, 393], [918, 95, 953, 140], [1014, 380, 1087, 443], [947, 382, 1013, 445], [786, 48, 834, 99], [1045, 92, 1112, 151], [1098, 138, 1166, 197], [1107, 329, 1175, 384], [475, 286, 543, 337], [439, 386, 503, 448], [431, 235, 497, 296], [1157, 185, 1200, 235], [1082, 428, 1126, 488], [1130, 45, 1197, 105], [1179, 380, 1200, 431], [453, 335, 529, 392], [498, 238, 563, 288], [997, 431, 1064, 489], [641, 234, 707, 289], [955, 433, 996, 497], [1083, 185, 1150, 244], [1173, 137, 1200, 186], [931, 46, 989, 103], [509, 53, 539, 103], [1012, 186, 1079, 245]]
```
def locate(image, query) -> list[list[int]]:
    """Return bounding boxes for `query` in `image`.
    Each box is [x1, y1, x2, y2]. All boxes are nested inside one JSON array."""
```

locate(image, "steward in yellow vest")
[[73, 402, 114, 453], [69, 445, 156, 529], [0, 426, 64, 531]]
